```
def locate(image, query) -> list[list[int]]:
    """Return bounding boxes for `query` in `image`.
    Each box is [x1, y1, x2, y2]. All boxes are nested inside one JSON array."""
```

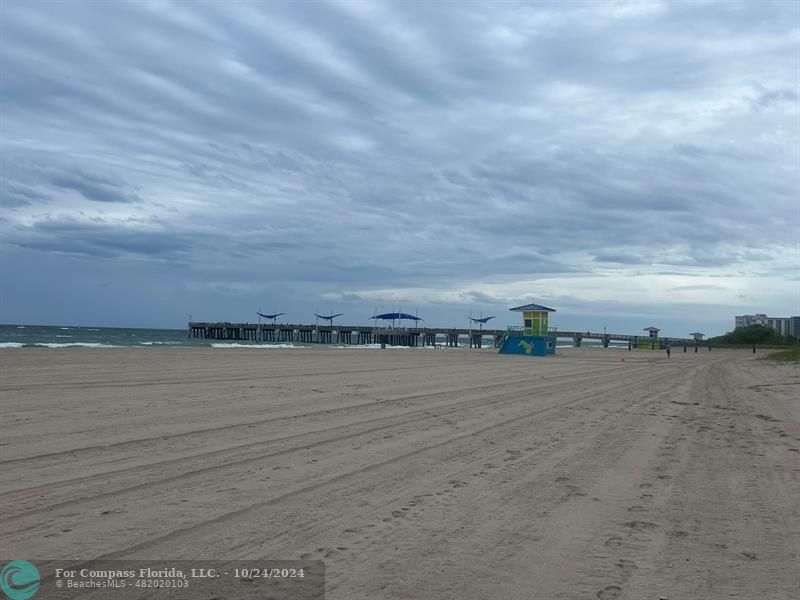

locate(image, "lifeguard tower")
[[690, 332, 704, 341], [498, 302, 557, 356], [643, 326, 660, 350]]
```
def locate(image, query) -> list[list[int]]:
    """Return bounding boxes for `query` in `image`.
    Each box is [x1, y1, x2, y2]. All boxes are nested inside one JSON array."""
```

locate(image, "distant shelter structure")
[[643, 326, 661, 350]]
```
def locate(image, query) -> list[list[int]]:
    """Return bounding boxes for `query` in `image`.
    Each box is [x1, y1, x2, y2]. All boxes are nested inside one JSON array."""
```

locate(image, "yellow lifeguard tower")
[[498, 303, 557, 356], [513, 303, 555, 335]]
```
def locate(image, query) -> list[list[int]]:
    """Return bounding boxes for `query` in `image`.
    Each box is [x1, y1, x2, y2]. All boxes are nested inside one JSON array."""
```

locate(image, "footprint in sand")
[[616, 559, 637, 570], [625, 521, 658, 530], [669, 530, 689, 538], [597, 585, 622, 599]]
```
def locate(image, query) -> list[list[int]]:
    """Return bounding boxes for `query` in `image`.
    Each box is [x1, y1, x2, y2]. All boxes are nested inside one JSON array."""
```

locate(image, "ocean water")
[[0, 324, 484, 349], [0, 324, 206, 349]]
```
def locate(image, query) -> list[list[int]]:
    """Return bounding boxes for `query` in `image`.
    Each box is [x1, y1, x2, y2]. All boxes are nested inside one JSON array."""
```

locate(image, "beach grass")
[[764, 347, 800, 362]]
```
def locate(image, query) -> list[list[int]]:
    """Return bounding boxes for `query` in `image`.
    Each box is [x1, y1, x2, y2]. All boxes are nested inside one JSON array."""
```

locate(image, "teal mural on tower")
[[498, 335, 556, 356]]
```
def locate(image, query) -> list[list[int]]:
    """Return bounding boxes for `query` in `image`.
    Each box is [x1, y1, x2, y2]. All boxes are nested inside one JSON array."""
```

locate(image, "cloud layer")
[[1, 0, 798, 333]]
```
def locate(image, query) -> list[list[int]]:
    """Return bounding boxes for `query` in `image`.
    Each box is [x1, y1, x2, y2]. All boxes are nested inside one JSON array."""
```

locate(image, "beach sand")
[[1, 347, 798, 599]]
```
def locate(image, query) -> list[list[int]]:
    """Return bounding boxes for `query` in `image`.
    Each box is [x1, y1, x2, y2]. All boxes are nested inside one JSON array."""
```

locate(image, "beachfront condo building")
[[791, 316, 800, 339], [735, 314, 768, 328], [735, 314, 793, 337]]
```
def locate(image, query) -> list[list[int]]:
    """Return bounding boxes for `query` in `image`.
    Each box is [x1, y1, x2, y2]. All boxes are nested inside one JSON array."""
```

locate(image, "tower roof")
[[510, 303, 556, 312]]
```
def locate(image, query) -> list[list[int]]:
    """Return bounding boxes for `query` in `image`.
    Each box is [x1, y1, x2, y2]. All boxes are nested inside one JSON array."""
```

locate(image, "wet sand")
[[1, 347, 798, 599]]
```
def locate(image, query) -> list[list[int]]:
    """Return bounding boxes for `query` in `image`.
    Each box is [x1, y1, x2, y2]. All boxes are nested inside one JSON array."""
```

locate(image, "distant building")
[[767, 317, 791, 337], [735, 314, 768, 328], [735, 313, 791, 337], [790, 316, 800, 339]]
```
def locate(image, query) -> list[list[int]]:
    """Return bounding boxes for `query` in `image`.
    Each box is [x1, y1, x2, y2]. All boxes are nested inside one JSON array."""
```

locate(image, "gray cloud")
[[0, 0, 797, 331], [8, 218, 193, 259], [1, 181, 48, 208], [47, 167, 141, 204]]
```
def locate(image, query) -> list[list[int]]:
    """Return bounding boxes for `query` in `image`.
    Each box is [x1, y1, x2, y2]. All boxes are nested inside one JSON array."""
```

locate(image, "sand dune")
[[1, 347, 798, 599]]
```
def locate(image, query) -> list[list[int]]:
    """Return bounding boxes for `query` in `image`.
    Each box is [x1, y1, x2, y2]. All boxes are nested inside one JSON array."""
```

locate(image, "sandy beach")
[[1, 347, 798, 599]]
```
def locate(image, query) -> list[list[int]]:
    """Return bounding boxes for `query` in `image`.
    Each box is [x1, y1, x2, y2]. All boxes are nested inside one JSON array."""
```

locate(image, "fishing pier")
[[188, 322, 696, 348], [189, 322, 503, 347]]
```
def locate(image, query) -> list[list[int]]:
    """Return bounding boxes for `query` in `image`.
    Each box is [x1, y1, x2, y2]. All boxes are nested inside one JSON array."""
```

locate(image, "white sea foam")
[[34, 342, 120, 348], [210, 343, 304, 349], [0, 342, 25, 348], [139, 341, 183, 345], [55, 335, 73, 338], [329, 343, 382, 349]]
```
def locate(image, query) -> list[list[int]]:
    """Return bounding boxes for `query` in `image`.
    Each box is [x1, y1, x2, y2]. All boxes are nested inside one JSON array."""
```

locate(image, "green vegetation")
[[707, 325, 796, 346], [765, 347, 800, 362]]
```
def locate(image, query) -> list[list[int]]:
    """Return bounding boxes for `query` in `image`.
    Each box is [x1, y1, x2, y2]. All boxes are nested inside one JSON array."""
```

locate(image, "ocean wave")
[[139, 341, 184, 345], [31, 342, 121, 348], [55, 335, 73, 338], [0, 342, 25, 348], [210, 343, 305, 349]]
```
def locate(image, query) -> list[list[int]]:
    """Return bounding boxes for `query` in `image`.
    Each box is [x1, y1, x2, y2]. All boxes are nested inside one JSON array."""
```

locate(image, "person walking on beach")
[[666, 344, 671, 358]]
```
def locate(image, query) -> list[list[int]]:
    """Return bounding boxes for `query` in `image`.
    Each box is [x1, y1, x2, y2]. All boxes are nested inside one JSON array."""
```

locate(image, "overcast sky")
[[1, 0, 798, 335]]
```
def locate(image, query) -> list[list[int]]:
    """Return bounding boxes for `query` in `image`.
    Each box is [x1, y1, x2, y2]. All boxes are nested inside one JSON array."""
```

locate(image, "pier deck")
[[188, 323, 697, 348]]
